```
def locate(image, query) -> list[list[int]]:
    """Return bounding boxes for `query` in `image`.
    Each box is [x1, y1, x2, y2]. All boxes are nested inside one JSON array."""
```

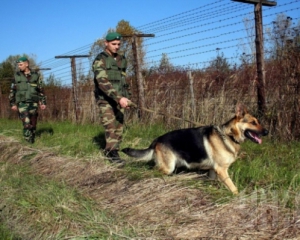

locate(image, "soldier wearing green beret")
[[92, 32, 131, 166], [9, 56, 47, 143]]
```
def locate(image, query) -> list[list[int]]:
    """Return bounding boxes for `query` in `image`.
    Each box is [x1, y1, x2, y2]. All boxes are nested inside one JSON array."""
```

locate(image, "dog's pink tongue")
[[251, 132, 262, 144], [255, 136, 262, 144]]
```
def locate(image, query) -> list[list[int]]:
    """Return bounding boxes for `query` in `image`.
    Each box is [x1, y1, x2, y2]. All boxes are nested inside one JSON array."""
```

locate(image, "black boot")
[[24, 127, 34, 144], [28, 136, 35, 144], [29, 130, 35, 144], [105, 150, 125, 167]]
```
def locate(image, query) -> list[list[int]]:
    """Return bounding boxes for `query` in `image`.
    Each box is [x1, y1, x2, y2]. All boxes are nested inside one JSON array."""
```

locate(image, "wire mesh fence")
[[1, 52, 299, 141]]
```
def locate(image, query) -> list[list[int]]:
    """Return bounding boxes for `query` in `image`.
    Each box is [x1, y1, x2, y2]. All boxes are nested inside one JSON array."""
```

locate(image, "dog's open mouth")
[[245, 130, 262, 144]]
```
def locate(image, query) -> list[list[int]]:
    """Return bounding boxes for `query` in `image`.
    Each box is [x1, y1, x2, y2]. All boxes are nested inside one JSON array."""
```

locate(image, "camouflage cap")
[[16, 56, 28, 63], [106, 32, 122, 41]]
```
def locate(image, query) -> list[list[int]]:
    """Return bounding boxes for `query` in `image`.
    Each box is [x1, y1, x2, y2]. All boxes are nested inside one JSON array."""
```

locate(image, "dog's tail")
[[121, 140, 156, 161], [121, 147, 154, 160]]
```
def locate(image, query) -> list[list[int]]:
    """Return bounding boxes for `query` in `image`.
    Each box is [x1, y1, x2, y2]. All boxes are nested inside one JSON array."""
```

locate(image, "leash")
[[128, 101, 202, 127]]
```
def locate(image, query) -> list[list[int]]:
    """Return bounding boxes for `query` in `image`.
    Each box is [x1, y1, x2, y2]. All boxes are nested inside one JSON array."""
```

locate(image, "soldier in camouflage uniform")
[[9, 56, 47, 143], [92, 32, 131, 165]]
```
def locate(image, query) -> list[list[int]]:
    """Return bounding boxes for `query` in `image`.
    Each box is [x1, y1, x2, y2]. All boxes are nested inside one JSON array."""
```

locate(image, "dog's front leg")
[[215, 167, 238, 194]]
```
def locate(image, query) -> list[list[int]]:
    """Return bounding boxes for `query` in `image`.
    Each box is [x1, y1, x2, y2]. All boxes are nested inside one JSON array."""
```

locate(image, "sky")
[[1, 0, 300, 85], [1, 0, 205, 62]]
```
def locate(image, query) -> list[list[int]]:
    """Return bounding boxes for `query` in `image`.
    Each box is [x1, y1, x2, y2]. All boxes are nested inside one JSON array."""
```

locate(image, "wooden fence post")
[[231, 0, 277, 116], [55, 55, 89, 123], [187, 71, 196, 121]]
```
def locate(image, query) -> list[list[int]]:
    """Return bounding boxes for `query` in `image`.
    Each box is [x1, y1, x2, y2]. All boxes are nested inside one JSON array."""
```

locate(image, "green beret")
[[105, 32, 122, 41], [17, 56, 28, 63]]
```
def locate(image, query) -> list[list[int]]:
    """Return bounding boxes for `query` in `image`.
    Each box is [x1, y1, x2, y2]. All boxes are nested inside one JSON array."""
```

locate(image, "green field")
[[1, 118, 300, 239]]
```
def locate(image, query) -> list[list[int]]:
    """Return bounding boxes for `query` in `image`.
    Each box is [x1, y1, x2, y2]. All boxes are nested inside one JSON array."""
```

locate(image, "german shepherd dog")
[[122, 104, 268, 194]]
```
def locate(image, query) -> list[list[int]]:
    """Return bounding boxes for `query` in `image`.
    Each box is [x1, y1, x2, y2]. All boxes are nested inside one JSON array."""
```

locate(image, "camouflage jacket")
[[92, 51, 129, 105], [9, 70, 47, 107]]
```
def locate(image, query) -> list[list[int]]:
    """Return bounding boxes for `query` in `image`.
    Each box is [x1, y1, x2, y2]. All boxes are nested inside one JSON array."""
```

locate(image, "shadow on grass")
[[36, 127, 54, 137], [175, 167, 209, 176], [125, 160, 212, 184], [92, 132, 106, 150], [126, 160, 156, 170], [126, 160, 209, 176]]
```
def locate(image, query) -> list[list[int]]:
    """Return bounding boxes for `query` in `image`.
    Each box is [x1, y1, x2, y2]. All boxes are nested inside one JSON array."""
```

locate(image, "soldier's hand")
[[11, 105, 18, 111], [119, 97, 130, 109]]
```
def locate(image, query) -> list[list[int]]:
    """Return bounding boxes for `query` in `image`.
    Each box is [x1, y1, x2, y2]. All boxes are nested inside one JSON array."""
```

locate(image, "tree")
[[157, 53, 174, 74], [0, 61, 14, 78], [0, 61, 14, 94], [44, 73, 61, 87], [209, 52, 231, 73], [241, 14, 256, 64], [266, 14, 300, 60]]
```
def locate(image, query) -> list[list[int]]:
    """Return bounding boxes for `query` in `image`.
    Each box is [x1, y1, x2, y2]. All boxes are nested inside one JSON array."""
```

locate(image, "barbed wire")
[[46, 44, 285, 86], [138, 0, 300, 34], [139, 4, 249, 34], [143, 6, 299, 49], [40, 3, 248, 71], [136, 0, 226, 31], [35, 0, 299, 86]]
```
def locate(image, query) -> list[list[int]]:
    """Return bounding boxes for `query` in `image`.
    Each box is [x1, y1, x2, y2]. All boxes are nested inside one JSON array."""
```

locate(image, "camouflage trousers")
[[98, 102, 124, 151], [18, 102, 38, 143]]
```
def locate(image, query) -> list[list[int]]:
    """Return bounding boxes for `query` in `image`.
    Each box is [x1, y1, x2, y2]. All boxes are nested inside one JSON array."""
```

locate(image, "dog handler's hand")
[[119, 97, 130, 108], [11, 105, 18, 111]]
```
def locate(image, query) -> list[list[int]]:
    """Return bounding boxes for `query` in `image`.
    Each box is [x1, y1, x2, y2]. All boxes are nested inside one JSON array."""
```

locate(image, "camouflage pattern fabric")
[[92, 56, 123, 103], [98, 102, 124, 151], [18, 102, 38, 143], [9, 70, 47, 107], [93, 51, 129, 152], [9, 69, 46, 143]]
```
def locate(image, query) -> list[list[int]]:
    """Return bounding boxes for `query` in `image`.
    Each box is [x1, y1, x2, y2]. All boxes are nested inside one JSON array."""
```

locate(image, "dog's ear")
[[235, 103, 248, 118]]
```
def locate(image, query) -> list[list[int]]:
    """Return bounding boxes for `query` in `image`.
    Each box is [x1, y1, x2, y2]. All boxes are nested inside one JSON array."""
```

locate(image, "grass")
[[1, 118, 300, 238], [0, 147, 134, 239], [232, 140, 300, 190], [0, 118, 107, 157], [1, 118, 300, 194], [0, 223, 19, 240]]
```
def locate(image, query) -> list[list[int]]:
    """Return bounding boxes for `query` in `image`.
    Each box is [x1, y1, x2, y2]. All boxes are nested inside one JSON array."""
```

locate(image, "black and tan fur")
[[122, 104, 268, 194]]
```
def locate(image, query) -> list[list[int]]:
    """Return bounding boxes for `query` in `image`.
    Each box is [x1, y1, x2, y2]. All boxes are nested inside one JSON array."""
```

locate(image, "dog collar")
[[214, 126, 240, 145], [230, 136, 240, 145]]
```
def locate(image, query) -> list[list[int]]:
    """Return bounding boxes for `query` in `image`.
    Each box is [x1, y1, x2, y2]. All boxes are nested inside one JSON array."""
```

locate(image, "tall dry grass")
[[1, 49, 299, 140], [1, 132, 299, 239]]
